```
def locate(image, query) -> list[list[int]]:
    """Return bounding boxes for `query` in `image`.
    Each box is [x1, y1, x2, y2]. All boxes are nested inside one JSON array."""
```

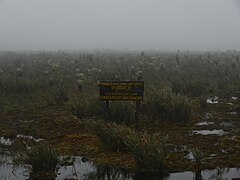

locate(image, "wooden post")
[[135, 100, 140, 130], [106, 100, 109, 121]]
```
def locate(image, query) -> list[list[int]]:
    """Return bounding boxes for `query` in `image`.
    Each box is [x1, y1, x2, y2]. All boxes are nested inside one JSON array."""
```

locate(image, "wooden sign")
[[98, 81, 144, 101]]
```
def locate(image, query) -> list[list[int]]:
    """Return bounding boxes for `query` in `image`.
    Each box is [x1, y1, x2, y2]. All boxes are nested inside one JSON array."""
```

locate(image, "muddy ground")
[[1, 93, 240, 173]]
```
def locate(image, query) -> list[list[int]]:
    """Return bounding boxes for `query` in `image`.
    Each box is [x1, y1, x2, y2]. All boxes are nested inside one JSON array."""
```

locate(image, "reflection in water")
[[0, 155, 28, 180], [1, 154, 240, 180], [191, 129, 226, 136], [84, 166, 133, 180], [0, 137, 13, 146], [194, 171, 202, 180], [195, 121, 214, 126], [206, 96, 218, 104]]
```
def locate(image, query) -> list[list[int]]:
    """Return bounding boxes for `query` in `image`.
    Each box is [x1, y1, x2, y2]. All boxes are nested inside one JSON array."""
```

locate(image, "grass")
[[144, 87, 192, 123], [85, 119, 168, 174], [1, 50, 240, 175], [192, 148, 203, 170], [24, 142, 59, 176]]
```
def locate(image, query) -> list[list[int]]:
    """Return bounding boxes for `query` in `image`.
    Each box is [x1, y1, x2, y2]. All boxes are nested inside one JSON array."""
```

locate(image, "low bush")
[[128, 132, 168, 173], [24, 143, 59, 174], [171, 79, 205, 97], [70, 96, 135, 124], [46, 86, 69, 105], [85, 119, 168, 173], [192, 147, 203, 169], [70, 95, 104, 118], [84, 119, 136, 151], [143, 87, 192, 123], [107, 101, 135, 124], [0, 77, 37, 94]]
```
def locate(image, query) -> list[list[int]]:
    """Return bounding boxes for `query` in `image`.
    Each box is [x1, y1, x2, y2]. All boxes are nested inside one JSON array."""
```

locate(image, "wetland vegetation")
[[0, 50, 240, 179]]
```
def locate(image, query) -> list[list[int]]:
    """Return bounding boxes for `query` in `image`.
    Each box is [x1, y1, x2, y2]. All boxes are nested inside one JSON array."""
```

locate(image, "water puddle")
[[226, 102, 234, 106], [201, 168, 240, 180], [0, 155, 28, 180], [167, 144, 187, 152], [0, 155, 133, 180], [191, 130, 226, 136], [58, 156, 133, 180], [19, 119, 34, 124], [184, 151, 218, 161], [1, 134, 44, 146], [167, 168, 240, 180], [1, 154, 240, 180], [185, 151, 193, 160], [0, 137, 13, 146], [206, 96, 219, 104], [220, 122, 233, 127], [16, 134, 44, 142], [57, 156, 108, 180], [195, 121, 214, 126], [229, 111, 239, 115]]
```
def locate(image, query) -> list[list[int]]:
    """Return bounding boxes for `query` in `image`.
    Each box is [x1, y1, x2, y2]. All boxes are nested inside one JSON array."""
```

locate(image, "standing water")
[[1, 154, 240, 179]]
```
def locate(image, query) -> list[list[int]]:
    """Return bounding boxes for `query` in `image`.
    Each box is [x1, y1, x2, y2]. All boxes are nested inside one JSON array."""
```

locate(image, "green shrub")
[[192, 147, 203, 168], [70, 96, 134, 123], [107, 101, 135, 124], [84, 119, 135, 151], [46, 86, 69, 105], [70, 95, 104, 118], [172, 80, 205, 97], [143, 87, 192, 123], [128, 132, 168, 173], [0, 77, 37, 94], [85, 119, 168, 173], [199, 96, 207, 109], [25, 143, 59, 174]]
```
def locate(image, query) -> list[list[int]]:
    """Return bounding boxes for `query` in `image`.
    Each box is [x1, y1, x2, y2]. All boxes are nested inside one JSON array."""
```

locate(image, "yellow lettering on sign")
[[111, 85, 130, 90]]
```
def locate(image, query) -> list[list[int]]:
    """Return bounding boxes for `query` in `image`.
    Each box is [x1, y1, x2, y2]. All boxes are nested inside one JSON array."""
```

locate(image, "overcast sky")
[[0, 0, 240, 51]]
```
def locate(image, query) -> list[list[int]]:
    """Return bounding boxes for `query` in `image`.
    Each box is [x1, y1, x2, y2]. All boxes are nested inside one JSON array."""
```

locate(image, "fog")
[[0, 0, 240, 51]]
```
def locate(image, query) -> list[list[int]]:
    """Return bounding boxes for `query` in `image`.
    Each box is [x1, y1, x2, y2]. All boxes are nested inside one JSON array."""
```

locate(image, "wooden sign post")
[[98, 81, 144, 129]]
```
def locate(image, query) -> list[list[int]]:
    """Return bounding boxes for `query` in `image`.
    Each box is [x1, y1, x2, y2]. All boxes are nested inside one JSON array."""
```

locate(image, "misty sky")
[[0, 0, 240, 51]]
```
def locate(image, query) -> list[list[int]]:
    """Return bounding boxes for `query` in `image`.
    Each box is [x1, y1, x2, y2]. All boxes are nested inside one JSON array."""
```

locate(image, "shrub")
[[107, 101, 135, 124], [47, 86, 69, 105], [172, 80, 205, 97], [143, 87, 192, 123], [192, 147, 203, 169], [70, 95, 104, 118], [84, 119, 135, 151], [25, 143, 59, 174], [70, 96, 135, 123], [128, 132, 168, 173], [0, 77, 37, 94], [85, 119, 168, 173]]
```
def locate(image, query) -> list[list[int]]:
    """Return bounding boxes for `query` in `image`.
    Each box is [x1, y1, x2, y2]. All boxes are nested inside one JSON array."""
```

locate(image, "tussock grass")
[[85, 119, 168, 173], [192, 148, 203, 169], [24, 143, 59, 174], [144, 87, 192, 123]]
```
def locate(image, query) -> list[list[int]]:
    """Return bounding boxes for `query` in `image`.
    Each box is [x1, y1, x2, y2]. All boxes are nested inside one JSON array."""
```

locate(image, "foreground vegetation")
[[85, 119, 168, 174], [0, 50, 240, 177]]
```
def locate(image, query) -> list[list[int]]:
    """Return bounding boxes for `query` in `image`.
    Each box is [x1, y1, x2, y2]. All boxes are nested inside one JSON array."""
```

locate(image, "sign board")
[[98, 81, 144, 101]]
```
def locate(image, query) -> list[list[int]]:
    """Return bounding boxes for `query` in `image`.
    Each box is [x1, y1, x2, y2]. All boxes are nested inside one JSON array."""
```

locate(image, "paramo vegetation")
[[1, 50, 240, 176]]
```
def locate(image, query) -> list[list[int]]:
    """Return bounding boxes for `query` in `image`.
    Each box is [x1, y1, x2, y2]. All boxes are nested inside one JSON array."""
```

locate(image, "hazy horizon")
[[1, 0, 240, 51]]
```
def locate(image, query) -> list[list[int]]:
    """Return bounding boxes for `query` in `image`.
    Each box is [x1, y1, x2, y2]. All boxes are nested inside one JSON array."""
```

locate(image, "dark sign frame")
[[98, 80, 144, 130], [98, 81, 144, 101]]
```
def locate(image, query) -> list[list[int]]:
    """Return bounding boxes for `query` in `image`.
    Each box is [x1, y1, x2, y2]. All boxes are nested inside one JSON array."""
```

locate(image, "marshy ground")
[[0, 50, 240, 179], [1, 88, 240, 177]]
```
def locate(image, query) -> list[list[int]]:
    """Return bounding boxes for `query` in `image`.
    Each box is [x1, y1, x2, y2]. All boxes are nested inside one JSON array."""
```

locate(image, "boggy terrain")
[[0, 50, 240, 178]]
